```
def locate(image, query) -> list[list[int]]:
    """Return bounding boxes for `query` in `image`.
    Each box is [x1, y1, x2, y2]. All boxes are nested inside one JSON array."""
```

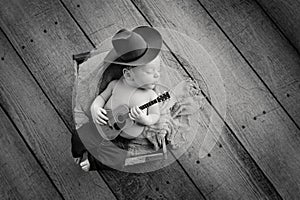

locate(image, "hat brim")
[[104, 26, 162, 66]]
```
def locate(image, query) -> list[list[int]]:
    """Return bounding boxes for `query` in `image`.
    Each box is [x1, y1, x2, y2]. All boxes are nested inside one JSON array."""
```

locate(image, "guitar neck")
[[139, 99, 158, 110], [138, 92, 170, 110]]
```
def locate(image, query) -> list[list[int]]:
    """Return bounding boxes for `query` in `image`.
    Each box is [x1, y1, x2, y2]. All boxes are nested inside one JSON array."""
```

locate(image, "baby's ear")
[[123, 68, 132, 80]]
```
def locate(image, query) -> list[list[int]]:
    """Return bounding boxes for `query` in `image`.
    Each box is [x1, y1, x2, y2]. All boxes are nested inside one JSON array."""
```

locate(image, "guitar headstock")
[[157, 92, 170, 102]]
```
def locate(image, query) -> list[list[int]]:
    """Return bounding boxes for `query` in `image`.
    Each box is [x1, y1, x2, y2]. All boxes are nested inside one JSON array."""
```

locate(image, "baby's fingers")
[[97, 108, 108, 119], [128, 112, 134, 120], [130, 107, 138, 118], [99, 107, 107, 113], [99, 112, 109, 121], [96, 116, 107, 125], [134, 106, 143, 115], [136, 107, 143, 114]]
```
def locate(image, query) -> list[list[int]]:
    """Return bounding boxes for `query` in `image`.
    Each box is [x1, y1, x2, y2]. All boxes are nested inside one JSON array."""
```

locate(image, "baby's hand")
[[91, 106, 108, 125], [129, 106, 148, 125]]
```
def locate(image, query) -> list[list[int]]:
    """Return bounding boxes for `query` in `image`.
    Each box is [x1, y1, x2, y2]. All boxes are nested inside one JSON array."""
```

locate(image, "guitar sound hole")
[[113, 123, 120, 130], [118, 115, 124, 122]]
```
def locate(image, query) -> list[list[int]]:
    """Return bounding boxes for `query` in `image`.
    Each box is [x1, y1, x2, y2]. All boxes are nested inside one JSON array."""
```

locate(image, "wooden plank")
[[0, 107, 62, 200], [0, 0, 205, 199], [199, 0, 300, 129], [0, 29, 116, 200], [99, 165, 205, 200], [256, 0, 300, 53], [130, 0, 300, 199], [0, 0, 91, 130], [61, 0, 284, 199]]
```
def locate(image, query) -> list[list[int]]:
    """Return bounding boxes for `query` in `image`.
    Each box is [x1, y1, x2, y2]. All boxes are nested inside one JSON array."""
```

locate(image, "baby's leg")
[[71, 131, 87, 159], [72, 121, 115, 171], [71, 123, 91, 171]]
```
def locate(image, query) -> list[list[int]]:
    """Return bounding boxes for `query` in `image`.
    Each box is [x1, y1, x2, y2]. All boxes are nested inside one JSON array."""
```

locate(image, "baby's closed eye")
[[145, 70, 153, 74]]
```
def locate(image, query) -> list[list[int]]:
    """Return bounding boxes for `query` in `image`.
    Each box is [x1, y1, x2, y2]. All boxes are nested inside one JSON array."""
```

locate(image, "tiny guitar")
[[95, 92, 170, 140]]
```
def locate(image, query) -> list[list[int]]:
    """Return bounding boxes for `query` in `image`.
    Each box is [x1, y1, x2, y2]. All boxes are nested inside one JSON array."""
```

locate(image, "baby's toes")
[[80, 159, 90, 172], [74, 158, 80, 165], [82, 165, 90, 172], [79, 159, 88, 167]]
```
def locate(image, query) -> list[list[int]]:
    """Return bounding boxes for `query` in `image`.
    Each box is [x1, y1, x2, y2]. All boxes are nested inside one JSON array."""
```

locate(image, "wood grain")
[[0, 107, 62, 200], [131, 0, 300, 199], [199, 0, 300, 128], [0, 0, 92, 131], [0, 0, 205, 199], [256, 0, 300, 53], [1, 0, 299, 199], [99, 166, 205, 200], [61, 0, 284, 199], [0, 29, 116, 200]]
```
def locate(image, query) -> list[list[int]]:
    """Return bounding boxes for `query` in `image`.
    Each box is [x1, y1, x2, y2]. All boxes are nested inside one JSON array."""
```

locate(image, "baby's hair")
[[124, 65, 135, 70], [98, 63, 130, 94]]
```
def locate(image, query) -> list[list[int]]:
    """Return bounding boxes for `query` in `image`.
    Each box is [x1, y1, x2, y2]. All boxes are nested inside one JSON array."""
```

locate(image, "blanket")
[[143, 81, 204, 150]]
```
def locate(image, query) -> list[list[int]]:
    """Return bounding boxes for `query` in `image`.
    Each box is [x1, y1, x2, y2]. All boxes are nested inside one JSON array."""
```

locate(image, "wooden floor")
[[0, 0, 300, 199]]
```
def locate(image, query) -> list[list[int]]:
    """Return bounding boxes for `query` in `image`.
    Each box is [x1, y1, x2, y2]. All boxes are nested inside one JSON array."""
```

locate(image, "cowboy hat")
[[104, 26, 162, 66]]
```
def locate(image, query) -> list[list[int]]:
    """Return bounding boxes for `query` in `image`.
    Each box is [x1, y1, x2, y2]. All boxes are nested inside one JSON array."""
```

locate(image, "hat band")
[[119, 45, 148, 62]]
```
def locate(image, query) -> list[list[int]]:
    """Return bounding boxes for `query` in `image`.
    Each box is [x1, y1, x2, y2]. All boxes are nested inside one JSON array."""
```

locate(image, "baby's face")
[[130, 55, 161, 90]]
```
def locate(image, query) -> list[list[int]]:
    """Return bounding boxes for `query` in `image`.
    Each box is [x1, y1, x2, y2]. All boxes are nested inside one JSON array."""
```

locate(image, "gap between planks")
[[200, 0, 300, 131], [0, 23, 118, 200]]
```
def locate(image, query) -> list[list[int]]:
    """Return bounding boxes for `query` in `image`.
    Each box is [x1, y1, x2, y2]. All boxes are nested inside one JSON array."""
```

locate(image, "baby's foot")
[[74, 152, 90, 172], [80, 158, 90, 172]]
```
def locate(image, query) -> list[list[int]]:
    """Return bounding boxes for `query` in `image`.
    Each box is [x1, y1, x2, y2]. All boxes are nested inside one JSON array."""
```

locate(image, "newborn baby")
[[91, 54, 161, 138], [74, 25, 163, 171]]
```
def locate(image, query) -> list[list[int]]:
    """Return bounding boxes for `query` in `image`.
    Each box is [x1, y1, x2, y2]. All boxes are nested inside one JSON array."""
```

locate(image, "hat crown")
[[112, 29, 147, 57], [104, 26, 162, 65]]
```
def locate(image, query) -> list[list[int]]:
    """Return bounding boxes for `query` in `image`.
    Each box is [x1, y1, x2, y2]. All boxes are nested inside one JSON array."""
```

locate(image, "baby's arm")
[[130, 90, 160, 126], [90, 80, 117, 124]]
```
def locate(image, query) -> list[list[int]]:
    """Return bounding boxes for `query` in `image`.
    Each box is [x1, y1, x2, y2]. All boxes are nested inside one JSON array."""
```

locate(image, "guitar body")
[[95, 105, 143, 140], [95, 92, 170, 140], [109, 105, 132, 131]]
